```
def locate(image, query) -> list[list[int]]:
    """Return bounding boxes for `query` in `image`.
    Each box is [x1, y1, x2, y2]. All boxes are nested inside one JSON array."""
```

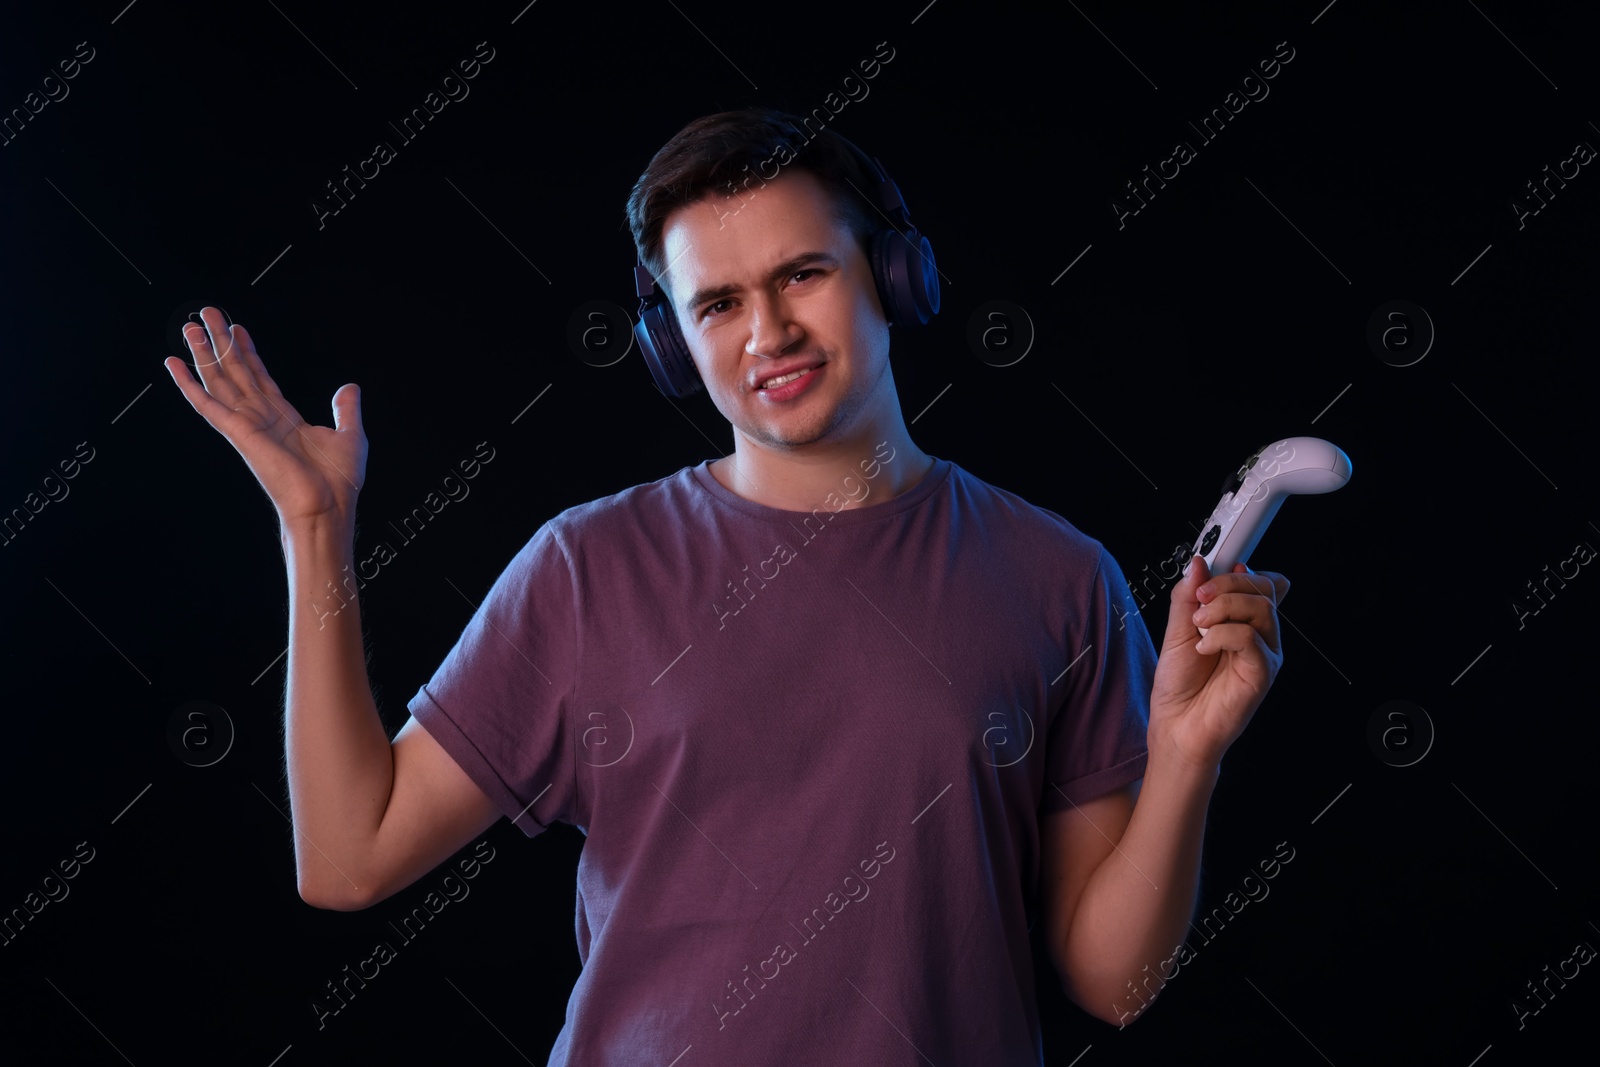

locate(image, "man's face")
[[659, 169, 891, 451]]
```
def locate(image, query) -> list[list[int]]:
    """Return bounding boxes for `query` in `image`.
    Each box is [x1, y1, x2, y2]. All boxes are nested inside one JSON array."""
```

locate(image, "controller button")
[[1221, 442, 1272, 495], [1200, 525, 1221, 555]]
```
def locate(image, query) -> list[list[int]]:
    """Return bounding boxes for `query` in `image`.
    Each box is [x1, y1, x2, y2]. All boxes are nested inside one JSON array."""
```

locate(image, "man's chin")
[[761, 430, 831, 450], [743, 420, 838, 450], [732, 393, 861, 451]]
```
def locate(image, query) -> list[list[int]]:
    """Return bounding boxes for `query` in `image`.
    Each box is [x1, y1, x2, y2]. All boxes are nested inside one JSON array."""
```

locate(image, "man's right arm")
[[163, 308, 499, 911], [284, 515, 498, 911]]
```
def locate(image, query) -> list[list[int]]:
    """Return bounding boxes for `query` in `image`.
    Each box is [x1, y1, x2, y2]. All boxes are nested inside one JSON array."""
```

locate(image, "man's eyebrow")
[[681, 251, 839, 315]]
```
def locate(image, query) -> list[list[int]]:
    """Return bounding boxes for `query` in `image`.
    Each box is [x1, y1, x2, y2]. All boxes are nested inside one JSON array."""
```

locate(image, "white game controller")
[[1186, 436, 1352, 635]]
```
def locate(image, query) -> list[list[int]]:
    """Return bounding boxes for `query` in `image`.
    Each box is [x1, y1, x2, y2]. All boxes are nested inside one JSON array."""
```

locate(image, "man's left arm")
[[1040, 554, 1289, 1026]]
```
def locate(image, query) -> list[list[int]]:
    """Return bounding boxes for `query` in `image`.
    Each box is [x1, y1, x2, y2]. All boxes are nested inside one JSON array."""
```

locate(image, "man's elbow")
[[1057, 968, 1165, 1028], [297, 874, 371, 912], [1078, 986, 1161, 1029]]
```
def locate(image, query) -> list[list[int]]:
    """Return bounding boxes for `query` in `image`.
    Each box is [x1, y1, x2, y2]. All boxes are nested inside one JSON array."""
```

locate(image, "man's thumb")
[[333, 383, 361, 430]]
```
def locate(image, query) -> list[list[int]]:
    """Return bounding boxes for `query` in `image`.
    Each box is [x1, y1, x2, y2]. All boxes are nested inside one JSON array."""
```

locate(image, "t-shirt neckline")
[[688, 453, 953, 527]]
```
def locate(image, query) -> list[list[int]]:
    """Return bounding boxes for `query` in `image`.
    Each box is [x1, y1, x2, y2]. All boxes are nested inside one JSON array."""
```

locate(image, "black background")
[[2, 1, 1596, 1064]]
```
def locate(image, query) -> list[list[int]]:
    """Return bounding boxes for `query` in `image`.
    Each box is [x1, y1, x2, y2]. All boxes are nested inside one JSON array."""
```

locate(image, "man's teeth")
[[761, 368, 812, 389]]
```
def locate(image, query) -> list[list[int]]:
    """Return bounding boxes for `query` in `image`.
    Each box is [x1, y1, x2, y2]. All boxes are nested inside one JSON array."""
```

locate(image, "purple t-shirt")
[[407, 449, 1154, 1065]]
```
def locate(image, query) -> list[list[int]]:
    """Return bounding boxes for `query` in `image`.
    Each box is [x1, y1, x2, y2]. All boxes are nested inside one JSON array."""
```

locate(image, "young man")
[[165, 108, 1289, 1064]]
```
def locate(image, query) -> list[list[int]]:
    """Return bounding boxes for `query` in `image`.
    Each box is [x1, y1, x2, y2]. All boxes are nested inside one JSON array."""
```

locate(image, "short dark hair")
[[626, 107, 880, 294]]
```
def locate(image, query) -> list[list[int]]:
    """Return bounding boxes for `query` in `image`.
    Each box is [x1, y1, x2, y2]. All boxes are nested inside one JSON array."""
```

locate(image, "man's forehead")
[[659, 172, 846, 297]]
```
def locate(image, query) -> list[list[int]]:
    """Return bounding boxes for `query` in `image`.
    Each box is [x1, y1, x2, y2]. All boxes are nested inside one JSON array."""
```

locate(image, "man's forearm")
[[1057, 750, 1220, 1024], [281, 513, 394, 909]]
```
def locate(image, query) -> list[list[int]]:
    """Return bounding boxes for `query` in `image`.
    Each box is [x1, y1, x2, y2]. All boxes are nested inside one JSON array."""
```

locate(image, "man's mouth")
[[759, 367, 816, 389]]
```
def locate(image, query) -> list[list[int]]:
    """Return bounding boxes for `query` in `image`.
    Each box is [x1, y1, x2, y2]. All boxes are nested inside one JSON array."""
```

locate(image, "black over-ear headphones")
[[631, 125, 940, 399]]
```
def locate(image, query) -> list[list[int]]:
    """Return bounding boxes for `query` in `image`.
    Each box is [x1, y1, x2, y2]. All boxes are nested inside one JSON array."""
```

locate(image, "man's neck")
[[708, 435, 934, 513]]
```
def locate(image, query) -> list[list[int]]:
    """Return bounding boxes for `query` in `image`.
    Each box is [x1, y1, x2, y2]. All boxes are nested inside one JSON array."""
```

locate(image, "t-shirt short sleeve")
[[404, 520, 579, 838], [1040, 545, 1154, 813]]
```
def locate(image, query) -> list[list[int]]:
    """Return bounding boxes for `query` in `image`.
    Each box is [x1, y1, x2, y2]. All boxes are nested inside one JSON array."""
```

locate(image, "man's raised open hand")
[[163, 306, 368, 528]]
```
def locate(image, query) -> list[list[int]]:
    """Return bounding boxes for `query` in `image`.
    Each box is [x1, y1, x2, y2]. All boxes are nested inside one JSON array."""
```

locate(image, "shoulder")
[[515, 463, 705, 570], [942, 460, 1110, 569], [550, 465, 697, 530]]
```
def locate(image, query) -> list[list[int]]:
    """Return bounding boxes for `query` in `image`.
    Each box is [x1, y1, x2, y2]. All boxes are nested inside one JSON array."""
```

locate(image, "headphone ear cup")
[[636, 302, 703, 398], [871, 229, 940, 326]]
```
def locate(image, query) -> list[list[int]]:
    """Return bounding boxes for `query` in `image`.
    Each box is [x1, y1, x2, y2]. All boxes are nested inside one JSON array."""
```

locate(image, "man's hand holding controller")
[[1145, 437, 1350, 775]]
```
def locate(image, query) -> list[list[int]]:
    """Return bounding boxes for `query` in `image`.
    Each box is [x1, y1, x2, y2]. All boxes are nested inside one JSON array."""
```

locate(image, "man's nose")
[[746, 292, 801, 357]]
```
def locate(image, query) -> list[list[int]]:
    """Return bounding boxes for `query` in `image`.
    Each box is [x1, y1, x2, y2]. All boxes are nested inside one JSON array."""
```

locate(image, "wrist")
[[279, 505, 355, 545], [1144, 742, 1223, 789]]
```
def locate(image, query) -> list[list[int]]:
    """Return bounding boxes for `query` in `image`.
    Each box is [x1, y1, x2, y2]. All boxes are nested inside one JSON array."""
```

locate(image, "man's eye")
[[701, 272, 817, 318]]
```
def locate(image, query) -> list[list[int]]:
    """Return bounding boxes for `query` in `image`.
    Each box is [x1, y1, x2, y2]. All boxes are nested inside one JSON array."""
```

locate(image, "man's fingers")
[[165, 353, 240, 431], [230, 324, 311, 434], [183, 311, 296, 430], [1195, 589, 1283, 652], [1222, 565, 1289, 603], [198, 308, 257, 400], [201, 307, 239, 364], [231, 324, 287, 405], [182, 314, 244, 406], [1194, 619, 1276, 662], [1254, 570, 1290, 603]]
